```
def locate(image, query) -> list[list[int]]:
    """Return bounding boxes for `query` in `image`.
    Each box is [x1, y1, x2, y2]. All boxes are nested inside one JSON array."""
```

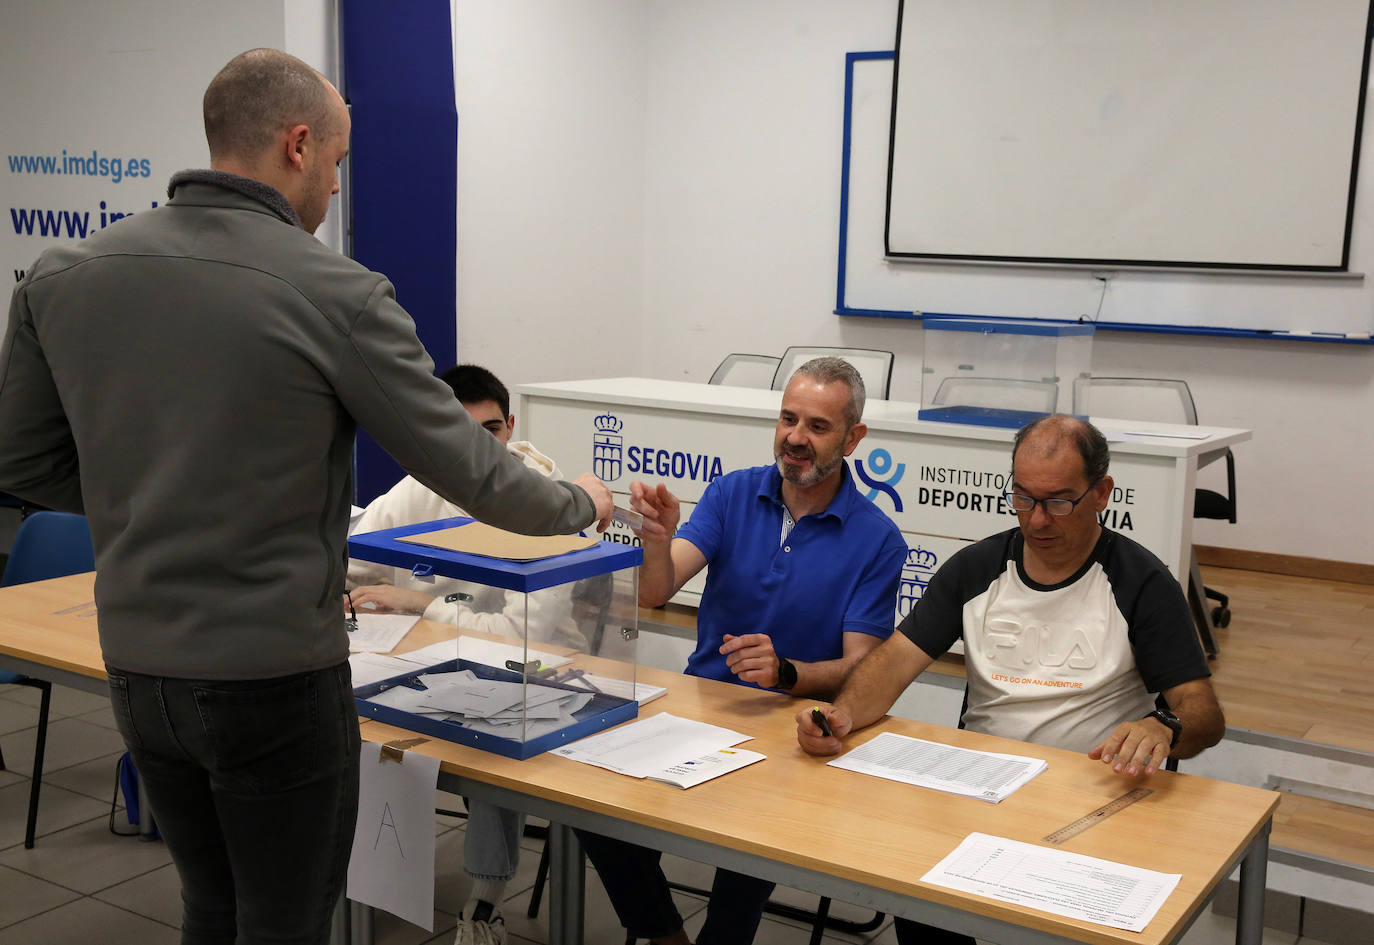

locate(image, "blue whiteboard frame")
[[835, 51, 1374, 346]]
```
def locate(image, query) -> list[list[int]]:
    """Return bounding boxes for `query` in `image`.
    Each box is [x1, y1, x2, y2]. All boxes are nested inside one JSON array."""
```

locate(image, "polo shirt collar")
[[756, 460, 858, 524]]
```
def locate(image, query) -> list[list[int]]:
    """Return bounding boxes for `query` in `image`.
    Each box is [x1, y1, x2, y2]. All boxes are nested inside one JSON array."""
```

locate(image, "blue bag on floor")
[[110, 751, 159, 839]]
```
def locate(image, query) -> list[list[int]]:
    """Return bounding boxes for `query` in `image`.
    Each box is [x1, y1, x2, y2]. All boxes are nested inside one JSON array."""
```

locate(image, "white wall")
[[450, 1, 649, 391], [452, 0, 1372, 564]]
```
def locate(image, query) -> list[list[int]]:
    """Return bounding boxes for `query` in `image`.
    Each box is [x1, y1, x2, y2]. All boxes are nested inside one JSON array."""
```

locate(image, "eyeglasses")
[[1003, 480, 1101, 517]]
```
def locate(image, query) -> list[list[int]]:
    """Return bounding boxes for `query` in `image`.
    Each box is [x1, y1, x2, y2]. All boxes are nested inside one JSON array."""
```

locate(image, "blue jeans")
[[106, 662, 361, 945], [576, 830, 775, 945], [464, 799, 523, 882]]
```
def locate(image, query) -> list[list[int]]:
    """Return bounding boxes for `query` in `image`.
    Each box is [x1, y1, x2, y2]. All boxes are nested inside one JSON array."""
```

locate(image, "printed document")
[[922, 832, 1181, 932], [348, 613, 420, 654], [828, 732, 1046, 803], [553, 712, 760, 785]]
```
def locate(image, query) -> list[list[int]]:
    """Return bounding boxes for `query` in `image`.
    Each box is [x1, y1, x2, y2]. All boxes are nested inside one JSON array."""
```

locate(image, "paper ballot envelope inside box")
[[347, 516, 646, 759]]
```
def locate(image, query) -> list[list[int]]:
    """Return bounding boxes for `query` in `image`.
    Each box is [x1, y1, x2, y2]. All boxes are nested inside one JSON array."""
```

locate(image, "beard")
[[775, 444, 845, 488]]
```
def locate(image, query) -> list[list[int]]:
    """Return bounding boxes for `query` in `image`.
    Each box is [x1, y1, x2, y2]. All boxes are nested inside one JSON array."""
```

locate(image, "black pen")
[[810, 706, 834, 738], [344, 591, 357, 631]]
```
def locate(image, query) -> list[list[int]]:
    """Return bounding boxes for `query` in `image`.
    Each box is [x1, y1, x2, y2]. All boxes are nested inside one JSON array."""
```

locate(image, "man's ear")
[[506, 414, 516, 435], [843, 422, 868, 456], [282, 123, 311, 171], [1093, 474, 1114, 511]]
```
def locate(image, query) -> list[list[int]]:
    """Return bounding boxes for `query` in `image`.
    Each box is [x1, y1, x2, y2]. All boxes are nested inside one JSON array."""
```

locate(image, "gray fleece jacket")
[[0, 171, 594, 679]]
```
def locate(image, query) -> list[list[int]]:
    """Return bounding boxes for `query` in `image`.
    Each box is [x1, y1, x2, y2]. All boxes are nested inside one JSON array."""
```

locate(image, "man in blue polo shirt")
[[577, 356, 907, 945]]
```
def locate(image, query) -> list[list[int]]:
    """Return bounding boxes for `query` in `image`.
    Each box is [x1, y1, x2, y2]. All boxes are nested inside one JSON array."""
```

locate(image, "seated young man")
[[348, 364, 584, 650], [348, 363, 568, 945], [797, 414, 1225, 945]]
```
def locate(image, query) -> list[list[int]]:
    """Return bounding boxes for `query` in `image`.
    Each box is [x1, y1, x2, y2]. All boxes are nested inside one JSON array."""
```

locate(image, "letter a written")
[[373, 801, 405, 857]]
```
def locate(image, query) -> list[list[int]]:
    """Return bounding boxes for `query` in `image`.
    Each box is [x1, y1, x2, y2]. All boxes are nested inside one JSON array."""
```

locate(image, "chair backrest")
[[1, 511, 95, 587], [930, 376, 1059, 413], [707, 353, 781, 389], [770, 346, 895, 400], [1073, 377, 1198, 425]]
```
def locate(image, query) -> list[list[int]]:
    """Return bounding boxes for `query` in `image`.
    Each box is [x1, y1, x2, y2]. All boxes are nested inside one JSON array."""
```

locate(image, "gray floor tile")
[[74, 701, 120, 731], [2, 683, 110, 719], [43, 750, 124, 803], [91, 861, 182, 927], [0, 811, 171, 893], [0, 781, 108, 850], [0, 716, 127, 777], [0, 862, 82, 928], [0, 767, 22, 788], [370, 906, 457, 945], [0, 693, 45, 736], [0, 896, 179, 944]]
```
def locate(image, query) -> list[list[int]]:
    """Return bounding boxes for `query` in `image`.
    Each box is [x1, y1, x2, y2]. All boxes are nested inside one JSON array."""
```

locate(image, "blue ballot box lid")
[[923, 317, 1095, 337], [347, 516, 642, 593]]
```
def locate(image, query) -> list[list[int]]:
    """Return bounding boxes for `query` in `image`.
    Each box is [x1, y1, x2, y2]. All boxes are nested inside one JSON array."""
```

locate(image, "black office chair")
[[0, 511, 95, 848], [1073, 377, 1237, 654]]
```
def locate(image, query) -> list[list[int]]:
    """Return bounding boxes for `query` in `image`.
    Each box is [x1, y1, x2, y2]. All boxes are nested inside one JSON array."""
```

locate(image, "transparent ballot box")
[[347, 516, 642, 760], [919, 318, 1094, 429]]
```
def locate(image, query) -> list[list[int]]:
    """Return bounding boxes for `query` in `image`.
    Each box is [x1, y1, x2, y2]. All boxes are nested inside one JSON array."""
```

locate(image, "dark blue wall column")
[[341, 0, 458, 503]]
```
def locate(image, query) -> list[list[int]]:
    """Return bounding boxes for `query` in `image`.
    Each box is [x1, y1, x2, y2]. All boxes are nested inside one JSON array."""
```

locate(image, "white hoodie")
[[347, 441, 587, 649]]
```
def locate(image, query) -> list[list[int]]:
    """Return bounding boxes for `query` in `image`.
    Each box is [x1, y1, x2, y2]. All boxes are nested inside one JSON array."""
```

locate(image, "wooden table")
[[0, 573, 1278, 945]]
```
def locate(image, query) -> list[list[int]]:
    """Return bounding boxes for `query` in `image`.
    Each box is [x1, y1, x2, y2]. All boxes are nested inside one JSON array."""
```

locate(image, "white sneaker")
[[454, 898, 507, 945]]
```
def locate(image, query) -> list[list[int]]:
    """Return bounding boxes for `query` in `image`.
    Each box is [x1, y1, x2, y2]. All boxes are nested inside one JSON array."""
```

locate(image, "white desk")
[[516, 378, 1250, 635]]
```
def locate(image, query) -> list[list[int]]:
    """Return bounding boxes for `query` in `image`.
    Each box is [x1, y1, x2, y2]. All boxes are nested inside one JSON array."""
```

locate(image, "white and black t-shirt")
[[901, 528, 1209, 754]]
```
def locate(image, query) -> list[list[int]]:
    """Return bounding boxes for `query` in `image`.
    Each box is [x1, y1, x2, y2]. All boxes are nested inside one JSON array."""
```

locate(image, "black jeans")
[[576, 829, 775, 945], [106, 661, 360, 945]]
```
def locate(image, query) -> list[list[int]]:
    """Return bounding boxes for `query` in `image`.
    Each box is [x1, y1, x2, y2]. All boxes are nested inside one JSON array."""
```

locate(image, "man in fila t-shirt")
[[797, 413, 1224, 945]]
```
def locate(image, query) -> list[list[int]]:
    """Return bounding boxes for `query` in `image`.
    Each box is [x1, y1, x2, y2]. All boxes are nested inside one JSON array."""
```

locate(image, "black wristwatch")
[[1145, 707, 1182, 749], [776, 656, 798, 691]]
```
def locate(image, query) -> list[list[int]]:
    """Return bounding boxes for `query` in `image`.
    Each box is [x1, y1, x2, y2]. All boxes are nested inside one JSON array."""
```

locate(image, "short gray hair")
[[1012, 414, 1110, 483], [789, 356, 866, 427], [204, 48, 338, 162]]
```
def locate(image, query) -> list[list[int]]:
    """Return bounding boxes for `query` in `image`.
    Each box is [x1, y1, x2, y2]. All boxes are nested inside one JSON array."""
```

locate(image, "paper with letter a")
[[827, 731, 1046, 803], [346, 743, 441, 930], [922, 832, 1181, 932]]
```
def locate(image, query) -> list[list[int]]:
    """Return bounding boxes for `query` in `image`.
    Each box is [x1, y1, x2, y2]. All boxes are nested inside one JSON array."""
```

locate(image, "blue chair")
[[0, 511, 95, 848]]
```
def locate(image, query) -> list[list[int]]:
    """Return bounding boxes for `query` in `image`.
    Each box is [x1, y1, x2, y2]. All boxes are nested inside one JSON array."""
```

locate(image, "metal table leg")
[[1235, 821, 1270, 945], [547, 823, 585, 945]]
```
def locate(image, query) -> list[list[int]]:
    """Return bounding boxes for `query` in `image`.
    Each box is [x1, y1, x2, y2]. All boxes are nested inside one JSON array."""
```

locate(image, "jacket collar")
[[167, 169, 302, 228]]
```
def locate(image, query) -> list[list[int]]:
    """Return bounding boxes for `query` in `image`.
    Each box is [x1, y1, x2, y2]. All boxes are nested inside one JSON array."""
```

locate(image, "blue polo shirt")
[[678, 462, 906, 685]]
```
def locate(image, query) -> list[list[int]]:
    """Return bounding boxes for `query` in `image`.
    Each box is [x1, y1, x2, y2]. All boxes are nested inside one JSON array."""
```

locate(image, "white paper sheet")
[[348, 652, 417, 688], [828, 732, 1047, 803], [553, 712, 752, 779], [346, 743, 441, 930], [921, 832, 1181, 932], [560, 671, 668, 705], [650, 747, 767, 789], [347, 613, 420, 653]]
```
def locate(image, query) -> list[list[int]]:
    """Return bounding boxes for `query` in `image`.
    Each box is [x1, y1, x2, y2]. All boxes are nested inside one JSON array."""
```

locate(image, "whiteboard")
[[886, 0, 1373, 272], [841, 54, 1374, 339]]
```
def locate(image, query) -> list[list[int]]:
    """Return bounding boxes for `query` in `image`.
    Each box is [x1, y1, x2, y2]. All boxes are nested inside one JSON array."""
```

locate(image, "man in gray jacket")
[[0, 48, 612, 944]]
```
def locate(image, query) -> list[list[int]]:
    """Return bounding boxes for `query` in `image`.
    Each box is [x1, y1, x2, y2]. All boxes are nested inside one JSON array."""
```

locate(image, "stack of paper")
[[366, 669, 594, 740], [922, 833, 1181, 932], [347, 613, 420, 653], [554, 713, 765, 789], [828, 732, 1047, 803]]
